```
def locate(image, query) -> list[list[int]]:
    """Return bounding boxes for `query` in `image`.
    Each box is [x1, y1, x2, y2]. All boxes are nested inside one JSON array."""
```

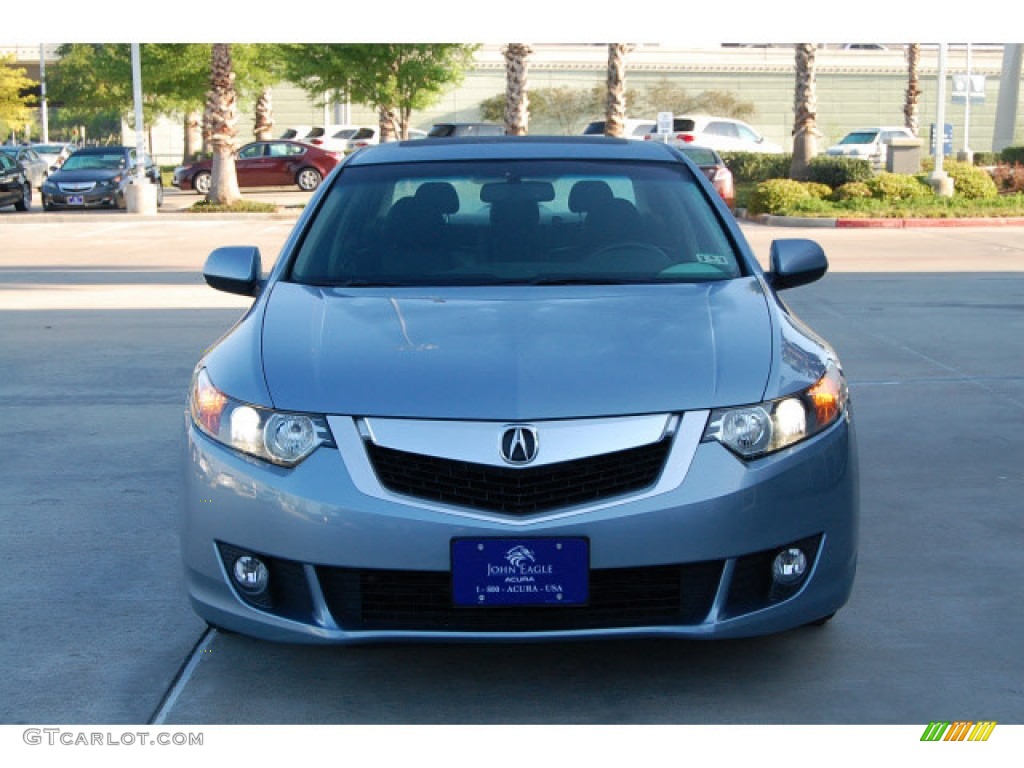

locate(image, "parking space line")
[[149, 626, 216, 726]]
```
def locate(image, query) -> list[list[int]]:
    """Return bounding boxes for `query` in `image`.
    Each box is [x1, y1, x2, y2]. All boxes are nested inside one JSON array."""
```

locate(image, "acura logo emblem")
[[500, 426, 539, 465]]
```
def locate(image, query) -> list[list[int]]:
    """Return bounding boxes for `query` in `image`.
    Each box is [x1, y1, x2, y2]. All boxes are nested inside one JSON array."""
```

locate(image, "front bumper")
[[182, 412, 858, 644], [42, 185, 123, 208]]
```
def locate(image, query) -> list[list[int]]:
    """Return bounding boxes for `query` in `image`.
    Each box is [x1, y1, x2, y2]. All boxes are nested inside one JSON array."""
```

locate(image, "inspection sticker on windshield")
[[695, 252, 729, 266], [451, 538, 589, 607]]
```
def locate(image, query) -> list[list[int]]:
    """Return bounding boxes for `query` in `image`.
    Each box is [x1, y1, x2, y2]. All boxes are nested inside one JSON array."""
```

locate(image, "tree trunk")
[[790, 43, 819, 181], [206, 43, 240, 205], [604, 44, 631, 138], [503, 43, 532, 136], [254, 87, 274, 141], [378, 106, 400, 142], [904, 44, 921, 137], [184, 111, 202, 163]]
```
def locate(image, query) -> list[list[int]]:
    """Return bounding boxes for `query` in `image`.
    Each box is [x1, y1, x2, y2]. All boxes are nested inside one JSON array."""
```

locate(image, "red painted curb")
[[835, 217, 1024, 228]]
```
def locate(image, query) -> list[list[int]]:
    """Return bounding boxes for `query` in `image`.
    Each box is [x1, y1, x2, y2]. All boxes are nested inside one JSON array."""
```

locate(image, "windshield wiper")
[[525, 276, 651, 285]]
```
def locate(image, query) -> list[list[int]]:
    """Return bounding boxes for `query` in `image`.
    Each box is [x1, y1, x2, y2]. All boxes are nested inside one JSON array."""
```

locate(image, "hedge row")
[[722, 152, 874, 187], [1001, 146, 1024, 165], [746, 168, 1001, 216]]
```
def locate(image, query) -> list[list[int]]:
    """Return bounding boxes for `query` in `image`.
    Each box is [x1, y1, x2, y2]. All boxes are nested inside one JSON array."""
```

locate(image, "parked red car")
[[676, 144, 736, 211], [172, 140, 341, 194]]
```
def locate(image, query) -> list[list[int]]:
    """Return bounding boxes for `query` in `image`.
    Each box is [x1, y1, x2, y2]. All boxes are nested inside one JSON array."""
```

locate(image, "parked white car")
[[647, 115, 783, 154], [825, 126, 915, 169], [304, 125, 376, 152], [582, 118, 657, 139], [279, 125, 314, 141]]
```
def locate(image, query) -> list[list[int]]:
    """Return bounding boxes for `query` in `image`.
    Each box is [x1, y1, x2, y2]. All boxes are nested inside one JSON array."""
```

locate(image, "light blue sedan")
[[183, 136, 858, 643]]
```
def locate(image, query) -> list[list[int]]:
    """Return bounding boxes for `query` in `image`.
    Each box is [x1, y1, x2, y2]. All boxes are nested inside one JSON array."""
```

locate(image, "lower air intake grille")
[[317, 561, 723, 632]]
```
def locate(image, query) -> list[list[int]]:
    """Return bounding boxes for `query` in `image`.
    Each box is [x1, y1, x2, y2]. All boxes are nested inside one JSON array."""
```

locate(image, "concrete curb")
[[1, 210, 304, 223], [740, 211, 1024, 229]]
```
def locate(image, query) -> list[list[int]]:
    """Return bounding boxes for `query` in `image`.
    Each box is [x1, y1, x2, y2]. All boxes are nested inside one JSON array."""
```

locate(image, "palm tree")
[[790, 43, 819, 181], [205, 43, 240, 205], [904, 44, 921, 136], [503, 43, 532, 136], [604, 44, 632, 138], [184, 110, 202, 163], [254, 86, 274, 140], [378, 106, 400, 142]]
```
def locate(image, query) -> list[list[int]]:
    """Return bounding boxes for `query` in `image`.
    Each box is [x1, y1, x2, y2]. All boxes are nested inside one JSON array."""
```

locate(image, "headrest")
[[568, 180, 614, 213], [415, 182, 460, 214]]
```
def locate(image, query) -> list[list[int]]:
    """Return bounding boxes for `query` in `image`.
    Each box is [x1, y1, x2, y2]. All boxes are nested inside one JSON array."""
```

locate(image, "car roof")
[[72, 146, 132, 154], [346, 136, 682, 166]]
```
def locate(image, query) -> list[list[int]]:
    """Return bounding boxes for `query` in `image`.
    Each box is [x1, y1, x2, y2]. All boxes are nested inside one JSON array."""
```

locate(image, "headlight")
[[189, 368, 335, 466], [702, 363, 849, 459]]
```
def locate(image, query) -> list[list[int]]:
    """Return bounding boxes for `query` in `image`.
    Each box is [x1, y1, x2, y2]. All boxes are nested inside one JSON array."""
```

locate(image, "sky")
[[8, 1, 1009, 45]]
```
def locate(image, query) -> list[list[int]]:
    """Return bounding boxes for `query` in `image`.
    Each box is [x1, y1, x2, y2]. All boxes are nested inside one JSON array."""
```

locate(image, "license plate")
[[68, 195, 84, 205], [451, 538, 589, 607]]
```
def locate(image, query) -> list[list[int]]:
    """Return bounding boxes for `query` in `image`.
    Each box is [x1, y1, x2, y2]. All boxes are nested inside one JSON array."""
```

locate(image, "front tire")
[[14, 182, 31, 211], [296, 167, 322, 191], [193, 171, 212, 196]]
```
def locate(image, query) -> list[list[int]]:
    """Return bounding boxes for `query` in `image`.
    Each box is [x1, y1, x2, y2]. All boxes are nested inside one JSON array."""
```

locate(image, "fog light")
[[232, 555, 269, 594], [771, 547, 808, 586]]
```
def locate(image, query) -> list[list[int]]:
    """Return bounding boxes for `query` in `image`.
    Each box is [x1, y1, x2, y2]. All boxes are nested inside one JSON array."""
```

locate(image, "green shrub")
[[941, 160, 998, 199], [189, 199, 280, 213], [807, 156, 873, 188], [972, 152, 998, 166], [804, 182, 832, 199], [832, 182, 872, 202], [1000, 146, 1024, 165], [866, 172, 932, 202], [747, 179, 812, 215], [721, 152, 792, 183]]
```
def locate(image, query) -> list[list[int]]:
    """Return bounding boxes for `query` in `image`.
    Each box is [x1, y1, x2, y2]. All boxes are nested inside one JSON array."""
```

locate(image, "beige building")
[[5, 44, 1022, 164]]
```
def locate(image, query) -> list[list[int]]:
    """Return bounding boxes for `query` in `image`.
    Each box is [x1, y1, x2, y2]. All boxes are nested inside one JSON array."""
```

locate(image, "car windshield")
[[60, 153, 127, 171], [289, 159, 742, 287], [839, 131, 880, 145]]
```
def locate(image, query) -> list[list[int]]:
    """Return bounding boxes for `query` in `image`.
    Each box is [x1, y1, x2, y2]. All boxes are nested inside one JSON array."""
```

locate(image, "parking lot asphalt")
[[0, 215, 1022, 727]]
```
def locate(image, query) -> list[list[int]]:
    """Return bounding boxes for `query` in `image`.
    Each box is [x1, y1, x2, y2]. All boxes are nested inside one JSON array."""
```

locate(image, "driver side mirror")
[[766, 239, 828, 291], [203, 246, 263, 297]]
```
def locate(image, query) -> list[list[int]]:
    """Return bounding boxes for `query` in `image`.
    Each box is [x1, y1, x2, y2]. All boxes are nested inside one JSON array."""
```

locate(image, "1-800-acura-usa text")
[[182, 137, 858, 643]]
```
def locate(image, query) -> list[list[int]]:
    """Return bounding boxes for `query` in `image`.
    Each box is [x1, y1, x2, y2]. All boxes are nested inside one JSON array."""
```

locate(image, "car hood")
[[260, 279, 774, 420], [48, 168, 125, 183]]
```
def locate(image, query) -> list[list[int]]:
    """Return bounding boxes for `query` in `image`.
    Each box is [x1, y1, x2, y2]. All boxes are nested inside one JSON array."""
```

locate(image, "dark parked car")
[[426, 122, 505, 138], [0, 145, 49, 188], [172, 140, 341, 195], [183, 137, 858, 644], [40, 146, 163, 210], [0, 152, 32, 211]]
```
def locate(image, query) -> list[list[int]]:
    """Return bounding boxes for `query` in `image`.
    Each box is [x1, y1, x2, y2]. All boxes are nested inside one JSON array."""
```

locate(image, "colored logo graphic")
[[505, 545, 536, 568], [920, 721, 997, 742]]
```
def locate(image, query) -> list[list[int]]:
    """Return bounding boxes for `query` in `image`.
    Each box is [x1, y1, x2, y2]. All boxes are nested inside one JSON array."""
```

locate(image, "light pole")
[[126, 43, 157, 214], [39, 45, 48, 144], [929, 42, 954, 197]]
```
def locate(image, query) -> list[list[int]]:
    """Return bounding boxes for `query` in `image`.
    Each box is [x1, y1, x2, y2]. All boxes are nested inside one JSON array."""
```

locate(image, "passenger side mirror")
[[767, 239, 828, 290], [203, 246, 263, 296]]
